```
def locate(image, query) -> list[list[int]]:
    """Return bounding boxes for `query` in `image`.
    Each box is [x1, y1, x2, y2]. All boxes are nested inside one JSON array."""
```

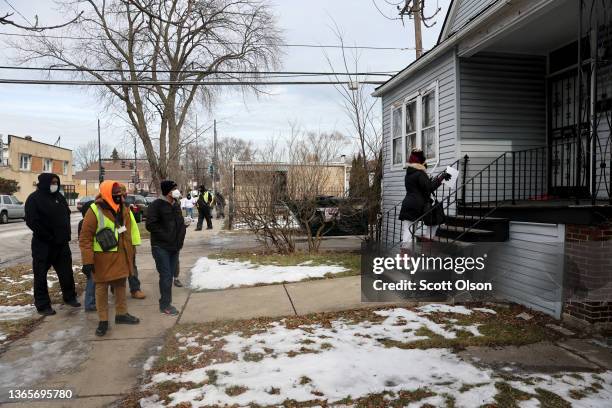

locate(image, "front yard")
[[126, 304, 612, 407]]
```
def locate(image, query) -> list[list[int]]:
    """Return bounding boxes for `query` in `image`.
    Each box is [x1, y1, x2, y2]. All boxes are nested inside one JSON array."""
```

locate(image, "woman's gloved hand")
[[441, 171, 452, 181], [82, 264, 94, 277]]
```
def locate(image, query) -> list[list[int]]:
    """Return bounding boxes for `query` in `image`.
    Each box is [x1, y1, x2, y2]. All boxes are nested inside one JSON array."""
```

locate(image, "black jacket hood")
[[38, 173, 61, 193]]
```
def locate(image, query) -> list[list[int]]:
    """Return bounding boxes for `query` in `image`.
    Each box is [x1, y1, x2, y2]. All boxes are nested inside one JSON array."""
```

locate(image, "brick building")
[[74, 158, 157, 197], [0, 135, 75, 203]]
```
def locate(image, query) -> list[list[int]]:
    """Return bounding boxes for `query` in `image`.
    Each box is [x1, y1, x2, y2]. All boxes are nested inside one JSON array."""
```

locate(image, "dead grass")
[[0, 263, 87, 347], [0, 263, 87, 307]]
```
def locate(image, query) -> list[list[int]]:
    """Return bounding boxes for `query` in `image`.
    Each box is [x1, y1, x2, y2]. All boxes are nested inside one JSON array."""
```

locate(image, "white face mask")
[[50, 185, 59, 193], [171, 189, 181, 199]]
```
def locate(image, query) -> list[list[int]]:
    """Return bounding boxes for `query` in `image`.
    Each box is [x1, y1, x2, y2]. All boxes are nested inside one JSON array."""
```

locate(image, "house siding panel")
[[459, 53, 547, 202], [381, 50, 457, 243], [449, 0, 498, 35], [488, 222, 565, 318]]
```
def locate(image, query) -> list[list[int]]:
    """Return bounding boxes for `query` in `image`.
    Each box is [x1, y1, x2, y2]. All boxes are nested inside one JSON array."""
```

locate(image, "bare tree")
[[233, 128, 349, 253], [13, 0, 282, 188], [73, 140, 112, 170], [0, 6, 82, 31], [325, 23, 383, 241]]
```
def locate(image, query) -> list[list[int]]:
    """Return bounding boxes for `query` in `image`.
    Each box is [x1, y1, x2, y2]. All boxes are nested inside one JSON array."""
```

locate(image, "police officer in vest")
[[79, 180, 141, 336], [195, 186, 214, 230]]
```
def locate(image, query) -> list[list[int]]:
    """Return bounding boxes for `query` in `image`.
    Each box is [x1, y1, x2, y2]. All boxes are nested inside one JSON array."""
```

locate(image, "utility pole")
[[98, 118, 103, 183], [133, 136, 138, 193], [195, 115, 199, 189], [400, 1, 423, 59], [213, 119, 218, 192]]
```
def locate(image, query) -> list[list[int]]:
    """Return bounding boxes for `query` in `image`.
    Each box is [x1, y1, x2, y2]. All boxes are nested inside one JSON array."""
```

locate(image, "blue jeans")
[[151, 246, 179, 310], [186, 208, 194, 218], [128, 263, 141, 293], [83, 273, 96, 311]]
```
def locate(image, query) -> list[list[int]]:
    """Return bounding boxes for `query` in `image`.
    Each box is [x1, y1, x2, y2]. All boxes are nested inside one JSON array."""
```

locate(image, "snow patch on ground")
[[144, 307, 612, 407], [190, 257, 348, 290], [416, 304, 474, 315], [0, 305, 36, 321]]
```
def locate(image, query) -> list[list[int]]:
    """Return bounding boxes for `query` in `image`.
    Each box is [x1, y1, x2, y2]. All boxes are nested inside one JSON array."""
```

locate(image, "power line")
[[0, 31, 415, 51], [3, 0, 34, 26], [0, 65, 397, 77], [0, 78, 386, 86]]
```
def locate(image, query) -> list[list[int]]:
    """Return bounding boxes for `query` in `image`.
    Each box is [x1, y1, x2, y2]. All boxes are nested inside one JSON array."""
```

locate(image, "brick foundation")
[[564, 222, 612, 325]]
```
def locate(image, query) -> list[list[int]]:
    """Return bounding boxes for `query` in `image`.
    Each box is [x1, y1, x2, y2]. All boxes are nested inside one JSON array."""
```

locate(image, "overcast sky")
[[0, 0, 450, 154]]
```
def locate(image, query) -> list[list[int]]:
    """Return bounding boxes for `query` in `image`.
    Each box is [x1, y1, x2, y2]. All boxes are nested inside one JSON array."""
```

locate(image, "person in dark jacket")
[[214, 190, 226, 219], [25, 173, 80, 315], [399, 149, 451, 243], [146, 180, 187, 315], [195, 186, 214, 230]]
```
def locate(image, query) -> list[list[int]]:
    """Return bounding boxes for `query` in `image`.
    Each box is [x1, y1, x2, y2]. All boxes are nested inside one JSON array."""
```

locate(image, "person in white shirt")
[[183, 194, 195, 218]]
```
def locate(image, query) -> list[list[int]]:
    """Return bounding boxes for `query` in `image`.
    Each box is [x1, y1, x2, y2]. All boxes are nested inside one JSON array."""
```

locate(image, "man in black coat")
[[195, 186, 213, 230], [145, 180, 187, 315], [25, 173, 80, 315], [214, 190, 226, 219]]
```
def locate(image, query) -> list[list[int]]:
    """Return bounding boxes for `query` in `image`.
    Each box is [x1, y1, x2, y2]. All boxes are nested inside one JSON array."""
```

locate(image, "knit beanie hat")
[[161, 180, 177, 196], [408, 149, 426, 164]]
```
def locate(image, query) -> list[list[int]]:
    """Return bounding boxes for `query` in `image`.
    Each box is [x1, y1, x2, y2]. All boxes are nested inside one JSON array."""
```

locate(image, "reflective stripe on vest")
[[90, 203, 141, 252]]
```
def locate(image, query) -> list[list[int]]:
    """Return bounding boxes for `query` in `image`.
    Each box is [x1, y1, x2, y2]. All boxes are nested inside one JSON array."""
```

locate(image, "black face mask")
[[112, 195, 122, 204]]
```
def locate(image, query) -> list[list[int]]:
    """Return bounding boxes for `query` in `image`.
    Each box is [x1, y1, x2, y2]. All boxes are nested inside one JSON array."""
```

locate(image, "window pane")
[[392, 108, 402, 139], [423, 128, 437, 159], [422, 91, 435, 128], [405, 133, 416, 161], [392, 137, 402, 165], [405, 101, 416, 133], [3, 196, 10, 204], [10, 196, 19, 204]]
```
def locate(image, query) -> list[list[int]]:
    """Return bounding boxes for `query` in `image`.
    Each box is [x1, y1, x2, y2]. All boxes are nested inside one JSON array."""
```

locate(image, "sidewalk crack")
[[283, 284, 298, 316]]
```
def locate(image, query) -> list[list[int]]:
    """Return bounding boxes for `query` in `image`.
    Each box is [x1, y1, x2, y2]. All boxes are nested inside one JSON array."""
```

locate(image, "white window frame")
[[19, 154, 31, 171], [390, 104, 404, 167], [389, 81, 440, 169], [63, 161, 69, 175], [43, 158, 53, 173]]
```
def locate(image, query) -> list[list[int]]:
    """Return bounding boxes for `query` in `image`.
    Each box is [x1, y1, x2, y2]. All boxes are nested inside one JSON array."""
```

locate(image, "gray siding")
[[459, 53, 547, 201], [381, 50, 458, 243], [449, 0, 498, 36], [487, 222, 565, 318]]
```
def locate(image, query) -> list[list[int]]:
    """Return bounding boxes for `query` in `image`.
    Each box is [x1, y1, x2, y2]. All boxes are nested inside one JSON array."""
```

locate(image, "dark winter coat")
[[399, 164, 444, 222], [145, 198, 186, 252], [215, 192, 226, 207], [25, 173, 72, 244]]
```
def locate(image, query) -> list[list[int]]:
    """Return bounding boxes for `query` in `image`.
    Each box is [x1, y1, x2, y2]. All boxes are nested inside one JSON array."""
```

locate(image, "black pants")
[[31, 237, 77, 311], [197, 206, 213, 229]]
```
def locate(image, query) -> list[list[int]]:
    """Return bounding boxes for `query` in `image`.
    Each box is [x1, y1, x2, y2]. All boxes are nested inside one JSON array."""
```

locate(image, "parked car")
[[144, 196, 158, 205], [0, 194, 25, 224], [287, 195, 368, 236], [76, 196, 95, 213], [125, 194, 148, 222]]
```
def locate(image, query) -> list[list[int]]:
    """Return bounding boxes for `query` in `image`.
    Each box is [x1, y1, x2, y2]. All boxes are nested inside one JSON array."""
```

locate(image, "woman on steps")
[[79, 180, 141, 336], [399, 149, 451, 246]]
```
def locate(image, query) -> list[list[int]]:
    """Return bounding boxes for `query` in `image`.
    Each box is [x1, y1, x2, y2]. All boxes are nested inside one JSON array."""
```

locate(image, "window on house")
[[43, 158, 53, 172], [405, 100, 417, 162], [63, 161, 69, 175], [19, 154, 31, 171], [421, 90, 437, 161], [392, 107, 403, 165], [390, 82, 439, 166]]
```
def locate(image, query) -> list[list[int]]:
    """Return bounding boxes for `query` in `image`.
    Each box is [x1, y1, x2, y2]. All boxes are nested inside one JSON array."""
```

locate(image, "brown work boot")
[[131, 290, 146, 299]]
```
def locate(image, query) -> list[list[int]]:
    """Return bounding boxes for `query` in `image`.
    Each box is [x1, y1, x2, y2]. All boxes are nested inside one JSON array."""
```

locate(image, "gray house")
[[374, 0, 612, 327]]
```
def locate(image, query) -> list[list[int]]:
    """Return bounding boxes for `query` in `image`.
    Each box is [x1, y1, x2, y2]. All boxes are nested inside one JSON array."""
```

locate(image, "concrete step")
[[436, 225, 497, 242], [444, 215, 509, 241]]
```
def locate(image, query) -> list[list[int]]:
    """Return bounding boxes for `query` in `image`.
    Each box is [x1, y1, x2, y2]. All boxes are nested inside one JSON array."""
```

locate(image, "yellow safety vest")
[[90, 203, 141, 252], [203, 191, 215, 205]]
